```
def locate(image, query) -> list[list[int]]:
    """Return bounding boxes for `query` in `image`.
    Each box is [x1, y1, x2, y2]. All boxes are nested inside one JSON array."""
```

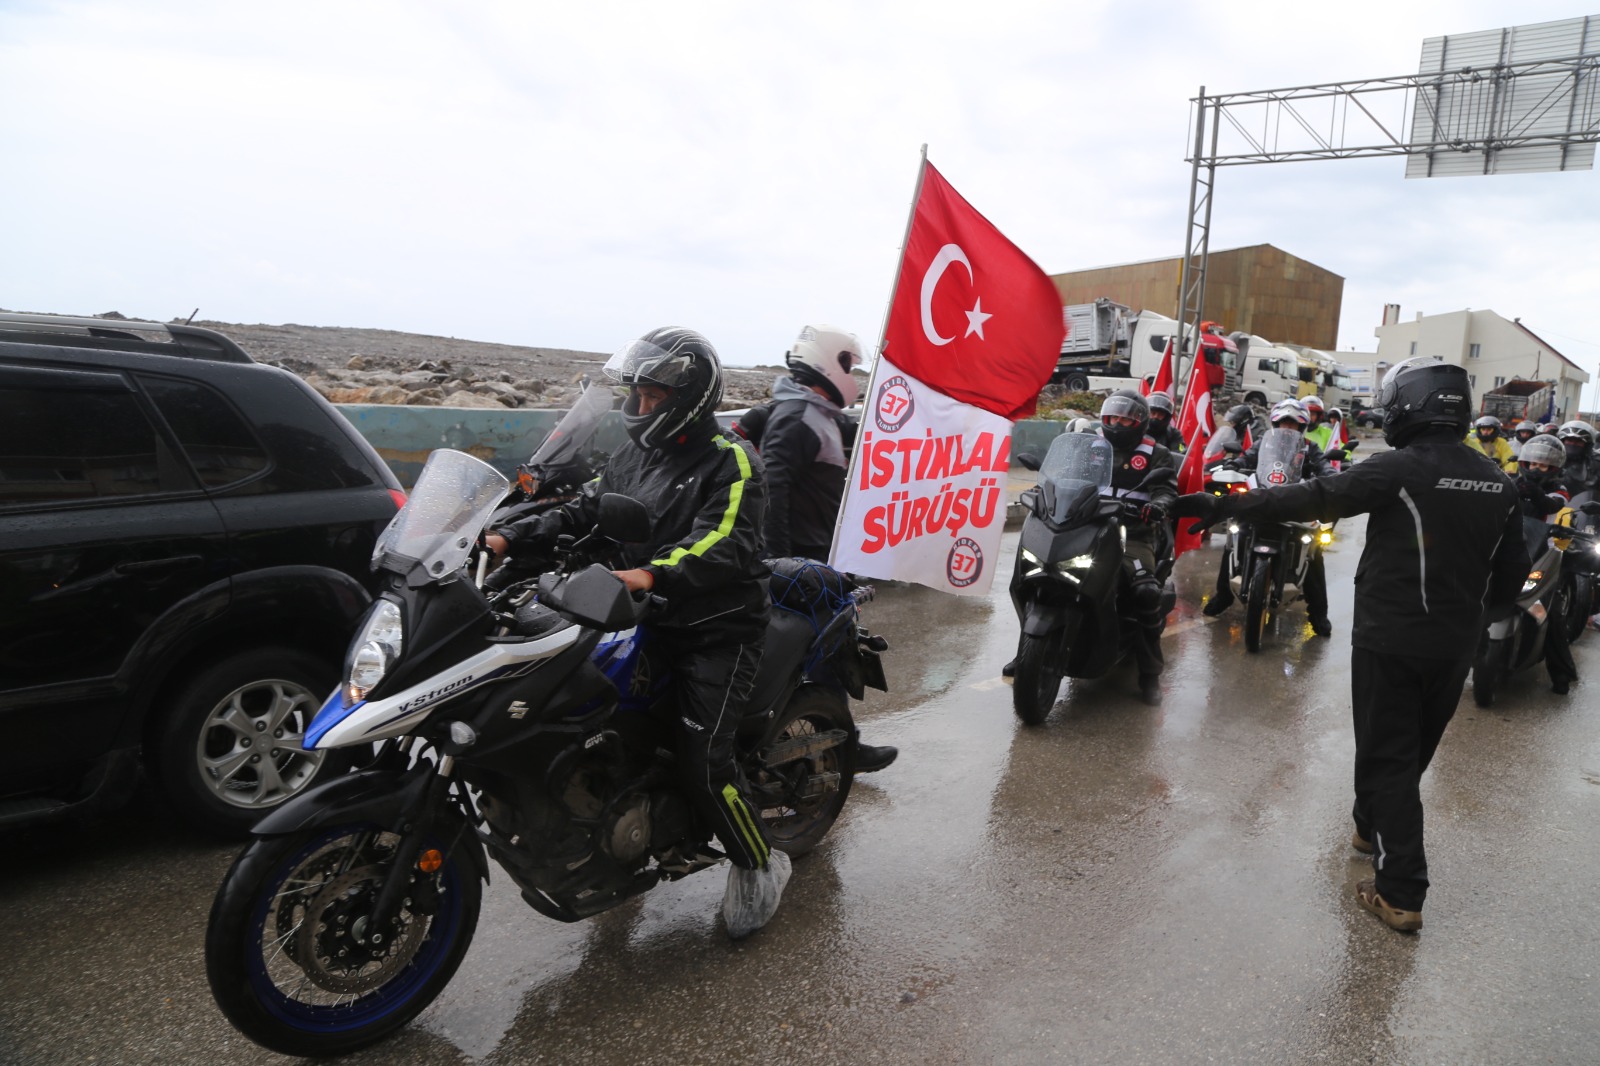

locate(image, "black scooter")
[[1008, 432, 1175, 725]]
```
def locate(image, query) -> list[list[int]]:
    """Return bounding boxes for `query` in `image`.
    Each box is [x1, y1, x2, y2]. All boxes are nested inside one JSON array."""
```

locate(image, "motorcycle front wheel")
[[1244, 555, 1273, 653], [1012, 633, 1063, 726], [206, 822, 482, 1057]]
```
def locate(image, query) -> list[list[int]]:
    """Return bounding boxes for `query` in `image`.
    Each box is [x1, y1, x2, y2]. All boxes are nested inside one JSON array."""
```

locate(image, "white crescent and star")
[[919, 243, 992, 346]]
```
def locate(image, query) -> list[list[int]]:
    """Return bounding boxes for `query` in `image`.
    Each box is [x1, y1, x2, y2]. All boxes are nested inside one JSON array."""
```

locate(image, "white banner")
[[830, 357, 1013, 596]]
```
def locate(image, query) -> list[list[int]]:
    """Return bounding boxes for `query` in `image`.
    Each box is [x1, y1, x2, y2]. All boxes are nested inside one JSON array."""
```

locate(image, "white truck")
[[1230, 334, 1303, 409], [1291, 347, 1356, 412], [1055, 298, 1240, 399]]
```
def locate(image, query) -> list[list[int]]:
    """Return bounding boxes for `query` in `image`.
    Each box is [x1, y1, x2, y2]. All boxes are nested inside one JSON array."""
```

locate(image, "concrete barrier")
[[336, 404, 1079, 488]]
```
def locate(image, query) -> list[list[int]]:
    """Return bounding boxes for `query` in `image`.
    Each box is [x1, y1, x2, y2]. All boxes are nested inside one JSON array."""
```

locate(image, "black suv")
[[0, 313, 404, 834]]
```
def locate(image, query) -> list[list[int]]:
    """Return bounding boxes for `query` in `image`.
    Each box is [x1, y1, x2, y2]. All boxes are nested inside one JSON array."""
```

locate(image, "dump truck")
[[1480, 379, 1555, 425], [1054, 298, 1239, 398]]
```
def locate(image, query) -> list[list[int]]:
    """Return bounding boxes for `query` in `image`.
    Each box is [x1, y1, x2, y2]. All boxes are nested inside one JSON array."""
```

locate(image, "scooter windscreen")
[[1254, 428, 1306, 487], [372, 449, 511, 581], [526, 381, 613, 471], [1038, 432, 1115, 525]]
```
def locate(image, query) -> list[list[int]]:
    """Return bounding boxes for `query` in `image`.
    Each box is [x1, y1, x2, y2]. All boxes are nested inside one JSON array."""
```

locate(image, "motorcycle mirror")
[[1016, 451, 1042, 471], [1346, 440, 1360, 451], [1582, 501, 1600, 516], [597, 493, 652, 542], [1222, 442, 1242, 455]]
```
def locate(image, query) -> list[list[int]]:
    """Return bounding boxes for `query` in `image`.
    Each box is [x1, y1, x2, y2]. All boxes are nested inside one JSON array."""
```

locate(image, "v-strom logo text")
[[396, 674, 477, 714]]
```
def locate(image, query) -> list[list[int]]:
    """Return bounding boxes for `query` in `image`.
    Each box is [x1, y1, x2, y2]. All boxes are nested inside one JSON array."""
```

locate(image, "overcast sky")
[[4, 1, 1597, 401]]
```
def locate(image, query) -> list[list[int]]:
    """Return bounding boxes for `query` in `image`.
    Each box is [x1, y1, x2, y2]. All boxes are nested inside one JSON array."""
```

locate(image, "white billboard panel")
[[1406, 15, 1599, 177]]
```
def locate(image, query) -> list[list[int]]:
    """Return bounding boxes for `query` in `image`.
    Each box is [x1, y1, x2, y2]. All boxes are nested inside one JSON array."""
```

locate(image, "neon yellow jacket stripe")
[[651, 435, 751, 568]]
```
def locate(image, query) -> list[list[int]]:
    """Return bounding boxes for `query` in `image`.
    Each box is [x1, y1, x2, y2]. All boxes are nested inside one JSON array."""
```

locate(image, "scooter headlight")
[[1318, 530, 1334, 546], [1061, 553, 1096, 570], [1521, 570, 1544, 595], [346, 599, 404, 701]]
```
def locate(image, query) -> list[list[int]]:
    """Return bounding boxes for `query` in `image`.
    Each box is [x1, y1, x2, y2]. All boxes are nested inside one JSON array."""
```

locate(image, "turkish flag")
[[880, 162, 1064, 421], [1172, 353, 1216, 560], [1143, 339, 1175, 397]]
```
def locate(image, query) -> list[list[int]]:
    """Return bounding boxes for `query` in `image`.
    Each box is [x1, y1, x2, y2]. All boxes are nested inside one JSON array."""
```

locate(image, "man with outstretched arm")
[[1174, 356, 1529, 933]]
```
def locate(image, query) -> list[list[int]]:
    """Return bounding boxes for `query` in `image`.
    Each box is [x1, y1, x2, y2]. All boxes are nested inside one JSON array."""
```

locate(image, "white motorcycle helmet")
[[787, 324, 863, 408]]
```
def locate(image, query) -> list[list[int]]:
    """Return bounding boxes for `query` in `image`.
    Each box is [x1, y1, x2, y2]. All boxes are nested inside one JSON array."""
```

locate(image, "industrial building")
[[1049, 244, 1344, 351], [1371, 306, 1589, 422]]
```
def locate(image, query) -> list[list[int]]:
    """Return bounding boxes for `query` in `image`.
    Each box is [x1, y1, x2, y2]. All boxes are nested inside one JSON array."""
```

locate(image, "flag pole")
[[829, 145, 930, 562]]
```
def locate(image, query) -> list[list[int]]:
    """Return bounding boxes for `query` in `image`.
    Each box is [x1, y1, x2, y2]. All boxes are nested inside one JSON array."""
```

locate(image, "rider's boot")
[[723, 850, 792, 939], [856, 743, 899, 773]]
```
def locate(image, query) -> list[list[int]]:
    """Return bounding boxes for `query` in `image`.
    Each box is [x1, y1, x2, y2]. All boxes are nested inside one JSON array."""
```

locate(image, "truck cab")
[[1232, 334, 1300, 408]]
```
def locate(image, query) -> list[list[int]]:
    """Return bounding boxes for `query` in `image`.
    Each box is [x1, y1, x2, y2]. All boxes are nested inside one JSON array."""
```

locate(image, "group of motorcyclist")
[[475, 325, 1593, 941]]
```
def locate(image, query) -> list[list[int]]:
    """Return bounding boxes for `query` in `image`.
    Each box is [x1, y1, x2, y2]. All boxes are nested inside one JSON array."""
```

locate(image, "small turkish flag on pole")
[[1172, 351, 1216, 559], [1143, 338, 1175, 398]]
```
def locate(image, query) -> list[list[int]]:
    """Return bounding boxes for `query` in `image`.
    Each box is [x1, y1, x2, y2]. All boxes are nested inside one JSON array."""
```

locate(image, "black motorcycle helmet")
[[1377, 356, 1472, 447], [604, 327, 724, 450], [1473, 415, 1502, 442], [1147, 391, 1175, 426], [1223, 403, 1254, 430], [1099, 389, 1150, 450]]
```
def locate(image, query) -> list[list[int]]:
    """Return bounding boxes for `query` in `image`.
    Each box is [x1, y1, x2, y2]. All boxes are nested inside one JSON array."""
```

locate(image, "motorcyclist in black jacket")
[[1556, 420, 1600, 498], [1202, 399, 1336, 635], [1174, 356, 1529, 934], [1513, 434, 1578, 694], [486, 327, 790, 938], [1146, 390, 1185, 453], [1099, 390, 1178, 705]]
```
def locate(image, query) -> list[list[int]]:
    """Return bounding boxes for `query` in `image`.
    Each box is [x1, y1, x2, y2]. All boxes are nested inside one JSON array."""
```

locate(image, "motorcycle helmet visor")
[[1518, 434, 1564, 470], [1099, 393, 1146, 424], [604, 338, 702, 390]]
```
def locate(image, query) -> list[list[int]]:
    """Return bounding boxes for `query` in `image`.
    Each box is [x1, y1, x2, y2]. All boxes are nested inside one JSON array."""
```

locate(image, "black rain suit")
[[1205, 428, 1529, 911]]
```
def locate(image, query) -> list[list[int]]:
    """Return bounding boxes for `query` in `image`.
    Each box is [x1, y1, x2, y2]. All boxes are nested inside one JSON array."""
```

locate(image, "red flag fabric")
[[880, 162, 1065, 420], [1143, 339, 1175, 397], [1172, 353, 1216, 560]]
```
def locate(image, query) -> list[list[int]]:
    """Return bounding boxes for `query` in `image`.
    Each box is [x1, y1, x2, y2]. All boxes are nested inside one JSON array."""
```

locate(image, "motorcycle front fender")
[[251, 765, 431, 837], [1021, 602, 1067, 637], [251, 765, 492, 883]]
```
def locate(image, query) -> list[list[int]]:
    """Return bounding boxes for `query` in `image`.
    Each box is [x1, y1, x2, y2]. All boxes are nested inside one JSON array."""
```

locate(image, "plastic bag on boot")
[[722, 849, 792, 939]]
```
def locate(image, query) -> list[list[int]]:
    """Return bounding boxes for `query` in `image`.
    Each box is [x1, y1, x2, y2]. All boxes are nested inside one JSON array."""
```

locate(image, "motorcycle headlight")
[[1227, 522, 1241, 535], [346, 599, 404, 701], [1061, 553, 1096, 570], [1318, 530, 1334, 546], [1521, 570, 1544, 594]]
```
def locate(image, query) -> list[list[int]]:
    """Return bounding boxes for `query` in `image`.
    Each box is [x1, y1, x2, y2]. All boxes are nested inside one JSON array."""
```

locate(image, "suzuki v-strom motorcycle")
[[205, 449, 888, 1057], [1007, 432, 1175, 725], [1209, 429, 1333, 653]]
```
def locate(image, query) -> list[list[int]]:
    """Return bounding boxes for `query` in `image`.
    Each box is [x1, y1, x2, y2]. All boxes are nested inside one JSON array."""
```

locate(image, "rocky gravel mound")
[[48, 313, 788, 411]]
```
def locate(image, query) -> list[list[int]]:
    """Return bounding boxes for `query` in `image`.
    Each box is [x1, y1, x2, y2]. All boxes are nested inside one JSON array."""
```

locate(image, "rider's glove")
[[1140, 501, 1169, 526], [1170, 492, 1221, 535]]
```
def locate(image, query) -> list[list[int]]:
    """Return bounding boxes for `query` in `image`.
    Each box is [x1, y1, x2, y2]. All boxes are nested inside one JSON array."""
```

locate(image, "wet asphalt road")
[[6, 501, 1600, 1064]]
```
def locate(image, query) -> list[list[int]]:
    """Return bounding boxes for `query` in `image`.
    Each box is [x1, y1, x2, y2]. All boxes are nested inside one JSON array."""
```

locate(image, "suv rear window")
[[0, 386, 167, 504], [143, 376, 270, 489]]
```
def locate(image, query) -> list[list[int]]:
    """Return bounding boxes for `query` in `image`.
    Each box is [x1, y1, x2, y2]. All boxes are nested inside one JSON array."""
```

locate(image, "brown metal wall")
[[1050, 244, 1343, 350]]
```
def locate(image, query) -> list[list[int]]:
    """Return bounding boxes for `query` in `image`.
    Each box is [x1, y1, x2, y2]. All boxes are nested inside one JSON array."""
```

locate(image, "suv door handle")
[[113, 554, 205, 576]]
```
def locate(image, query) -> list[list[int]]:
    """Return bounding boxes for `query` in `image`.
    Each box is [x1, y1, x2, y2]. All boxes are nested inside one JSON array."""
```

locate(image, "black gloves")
[[1140, 501, 1169, 526], [1171, 492, 1222, 534], [1325, 448, 1349, 464]]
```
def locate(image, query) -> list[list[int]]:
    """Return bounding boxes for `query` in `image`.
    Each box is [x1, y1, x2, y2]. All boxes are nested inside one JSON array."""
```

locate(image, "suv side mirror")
[[597, 493, 652, 543]]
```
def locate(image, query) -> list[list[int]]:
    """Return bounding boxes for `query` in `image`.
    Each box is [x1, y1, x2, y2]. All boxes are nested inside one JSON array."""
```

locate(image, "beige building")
[[1372, 307, 1589, 422]]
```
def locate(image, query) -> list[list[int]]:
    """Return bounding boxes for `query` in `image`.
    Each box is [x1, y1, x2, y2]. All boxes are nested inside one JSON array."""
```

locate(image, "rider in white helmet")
[[762, 324, 896, 773]]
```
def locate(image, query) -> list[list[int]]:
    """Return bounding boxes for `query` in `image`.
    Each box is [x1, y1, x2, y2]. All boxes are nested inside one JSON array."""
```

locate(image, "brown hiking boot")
[[1351, 830, 1373, 855], [1355, 879, 1422, 932]]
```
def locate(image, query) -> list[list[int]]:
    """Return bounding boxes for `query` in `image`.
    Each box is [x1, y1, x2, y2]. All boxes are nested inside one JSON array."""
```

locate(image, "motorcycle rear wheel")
[[206, 822, 481, 1057], [1244, 556, 1273, 653], [1012, 633, 1063, 726], [756, 686, 857, 858]]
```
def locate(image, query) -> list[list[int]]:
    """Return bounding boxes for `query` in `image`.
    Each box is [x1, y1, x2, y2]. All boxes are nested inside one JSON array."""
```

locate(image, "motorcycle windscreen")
[[1254, 428, 1306, 487], [372, 449, 511, 579], [1039, 432, 1114, 525], [527, 381, 613, 470]]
